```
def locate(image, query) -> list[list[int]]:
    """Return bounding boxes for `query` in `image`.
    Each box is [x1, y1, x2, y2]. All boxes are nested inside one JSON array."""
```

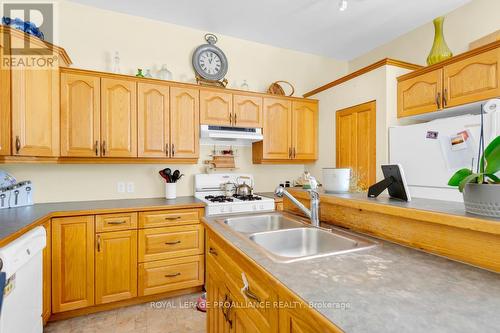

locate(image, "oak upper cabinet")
[[0, 44, 10, 156], [260, 98, 292, 160], [11, 65, 60, 156], [95, 230, 138, 304], [291, 101, 318, 160], [443, 47, 500, 108], [200, 90, 232, 126], [170, 86, 200, 159], [137, 82, 170, 157], [51, 216, 95, 313], [233, 94, 263, 128], [397, 69, 443, 118], [60, 72, 101, 157], [101, 78, 137, 157]]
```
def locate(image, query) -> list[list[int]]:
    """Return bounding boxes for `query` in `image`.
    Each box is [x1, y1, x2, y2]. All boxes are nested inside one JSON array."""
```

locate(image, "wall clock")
[[192, 34, 229, 87]]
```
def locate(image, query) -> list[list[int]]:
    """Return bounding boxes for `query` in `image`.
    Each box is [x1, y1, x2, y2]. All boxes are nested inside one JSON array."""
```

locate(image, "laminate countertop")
[[0, 197, 205, 246], [203, 211, 500, 333]]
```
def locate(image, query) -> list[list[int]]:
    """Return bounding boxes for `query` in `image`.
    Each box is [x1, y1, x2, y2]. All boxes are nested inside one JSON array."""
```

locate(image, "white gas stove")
[[194, 174, 275, 216]]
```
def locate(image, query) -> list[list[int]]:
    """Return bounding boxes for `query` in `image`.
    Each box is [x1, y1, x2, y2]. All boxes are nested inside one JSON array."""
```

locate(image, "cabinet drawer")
[[139, 225, 204, 262], [95, 212, 138, 232], [139, 209, 201, 228], [138, 255, 204, 296]]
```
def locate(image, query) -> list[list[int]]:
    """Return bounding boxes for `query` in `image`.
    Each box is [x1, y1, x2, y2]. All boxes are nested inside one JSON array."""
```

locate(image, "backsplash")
[[1, 146, 305, 203]]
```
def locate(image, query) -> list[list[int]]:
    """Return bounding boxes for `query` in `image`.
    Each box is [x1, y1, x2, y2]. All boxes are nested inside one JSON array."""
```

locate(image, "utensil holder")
[[165, 183, 177, 200]]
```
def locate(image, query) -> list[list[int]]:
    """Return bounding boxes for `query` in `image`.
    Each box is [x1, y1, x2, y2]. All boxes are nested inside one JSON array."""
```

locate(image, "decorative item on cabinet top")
[[267, 80, 295, 97], [426, 16, 453, 66], [193, 33, 228, 88]]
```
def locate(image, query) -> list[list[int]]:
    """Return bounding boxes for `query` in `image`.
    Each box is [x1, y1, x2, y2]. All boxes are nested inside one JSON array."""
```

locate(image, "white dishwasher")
[[0, 226, 46, 333]]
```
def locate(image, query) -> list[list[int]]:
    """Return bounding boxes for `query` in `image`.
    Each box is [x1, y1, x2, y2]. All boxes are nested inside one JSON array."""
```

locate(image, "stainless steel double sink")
[[218, 213, 377, 263]]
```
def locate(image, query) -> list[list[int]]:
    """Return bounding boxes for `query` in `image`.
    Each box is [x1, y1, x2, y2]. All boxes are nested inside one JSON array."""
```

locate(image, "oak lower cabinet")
[[206, 230, 341, 333], [60, 72, 101, 157], [101, 78, 137, 157], [51, 216, 95, 313], [253, 98, 318, 163], [42, 221, 51, 324], [95, 230, 138, 304]]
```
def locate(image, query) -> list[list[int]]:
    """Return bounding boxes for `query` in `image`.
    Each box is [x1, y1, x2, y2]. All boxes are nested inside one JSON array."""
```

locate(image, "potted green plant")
[[448, 135, 500, 217]]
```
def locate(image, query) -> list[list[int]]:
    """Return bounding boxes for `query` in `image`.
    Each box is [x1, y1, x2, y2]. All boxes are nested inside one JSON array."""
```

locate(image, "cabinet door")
[[11, 67, 59, 156], [262, 98, 292, 160], [0, 44, 10, 156], [444, 47, 500, 108], [170, 86, 199, 159], [291, 101, 318, 160], [95, 230, 138, 304], [206, 262, 231, 333], [200, 90, 232, 126], [60, 72, 101, 157], [42, 221, 51, 324], [233, 94, 263, 128], [138, 83, 170, 157], [101, 78, 137, 157], [52, 216, 95, 313], [397, 69, 442, 118], [336, 101, 376, 190]]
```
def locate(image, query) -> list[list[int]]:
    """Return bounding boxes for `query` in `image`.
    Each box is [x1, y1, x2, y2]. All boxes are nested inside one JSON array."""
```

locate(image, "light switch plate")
[[126, 182, 135, 193]]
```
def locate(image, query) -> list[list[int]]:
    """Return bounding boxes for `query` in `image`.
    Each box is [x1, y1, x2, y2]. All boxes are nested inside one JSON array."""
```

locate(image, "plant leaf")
[[448, 168, 472, 186], [484, 136, 500, 174], [458, 173, 480, 193], [486, 173, 500, 183]]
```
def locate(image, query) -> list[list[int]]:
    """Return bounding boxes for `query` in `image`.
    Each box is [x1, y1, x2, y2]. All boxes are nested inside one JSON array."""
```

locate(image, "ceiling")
[[69, 0, 471, 60]]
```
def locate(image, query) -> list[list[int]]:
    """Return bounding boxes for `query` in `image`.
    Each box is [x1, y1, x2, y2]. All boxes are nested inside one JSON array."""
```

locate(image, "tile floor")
[[44, 293, 206, 333]]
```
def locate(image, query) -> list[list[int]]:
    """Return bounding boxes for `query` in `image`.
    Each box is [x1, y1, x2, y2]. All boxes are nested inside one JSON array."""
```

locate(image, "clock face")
[[192, 44, 228, 81], [198, 50, 222, 76]]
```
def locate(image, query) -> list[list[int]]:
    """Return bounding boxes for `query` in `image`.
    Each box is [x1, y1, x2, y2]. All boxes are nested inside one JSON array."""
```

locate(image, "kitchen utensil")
[[159, 170, 170, 183], [220, 181, 235, 197], [234, 176, 253, 196], [322, 168, 351, 193], [172, 170, 180, 182], [164, 168, 172, 182]]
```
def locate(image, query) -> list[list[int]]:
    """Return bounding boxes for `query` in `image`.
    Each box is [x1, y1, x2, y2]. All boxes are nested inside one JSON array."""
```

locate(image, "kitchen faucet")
[[274, 177, 320, 228]]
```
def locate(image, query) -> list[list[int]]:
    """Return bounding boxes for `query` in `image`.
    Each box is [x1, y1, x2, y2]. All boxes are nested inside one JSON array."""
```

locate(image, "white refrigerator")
[[389, 111, 500, 202]]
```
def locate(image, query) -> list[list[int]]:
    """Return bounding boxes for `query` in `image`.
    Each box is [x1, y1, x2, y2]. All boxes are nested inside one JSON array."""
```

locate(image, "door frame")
[[335, 100, 377, 189]]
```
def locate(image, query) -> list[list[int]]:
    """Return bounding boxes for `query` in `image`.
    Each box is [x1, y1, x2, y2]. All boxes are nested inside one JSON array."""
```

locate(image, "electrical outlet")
[[126, 182, 135, 193], [117, 182, 125, 193]]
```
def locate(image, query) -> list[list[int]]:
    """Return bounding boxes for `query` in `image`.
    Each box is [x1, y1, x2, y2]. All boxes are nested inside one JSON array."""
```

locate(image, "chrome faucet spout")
[[274, 177, 320, 227]]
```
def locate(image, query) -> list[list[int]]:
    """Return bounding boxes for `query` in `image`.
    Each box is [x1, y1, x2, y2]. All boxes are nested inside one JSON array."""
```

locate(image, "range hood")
[[200, 125, 263, 146]]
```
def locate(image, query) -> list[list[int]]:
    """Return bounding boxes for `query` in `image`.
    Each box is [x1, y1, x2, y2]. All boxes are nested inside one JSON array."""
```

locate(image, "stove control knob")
[[221, 206, 226, 213], [228, 206, 233, 212], [252, 204, 257, 211], [259, 204, 264, 210]]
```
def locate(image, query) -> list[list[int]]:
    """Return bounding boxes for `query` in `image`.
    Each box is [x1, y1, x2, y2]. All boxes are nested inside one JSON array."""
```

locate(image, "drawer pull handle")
[[164, 216, 181, 220], [165, 272, 181, 278], [241, 272, 261, 302], [209, 247, 218, 256], [107, 220, 126, 225], [165, 240, 181, 245]]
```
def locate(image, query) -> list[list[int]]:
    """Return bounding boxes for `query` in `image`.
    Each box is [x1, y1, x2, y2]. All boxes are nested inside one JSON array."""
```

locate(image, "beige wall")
[[349, 0, 500, 70], [1, 0, 347, 203], [306, 65, 412, 184]]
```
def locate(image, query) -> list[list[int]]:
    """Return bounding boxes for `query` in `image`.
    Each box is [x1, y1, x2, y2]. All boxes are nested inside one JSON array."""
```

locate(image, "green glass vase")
[[427, 16, 453, 66]]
